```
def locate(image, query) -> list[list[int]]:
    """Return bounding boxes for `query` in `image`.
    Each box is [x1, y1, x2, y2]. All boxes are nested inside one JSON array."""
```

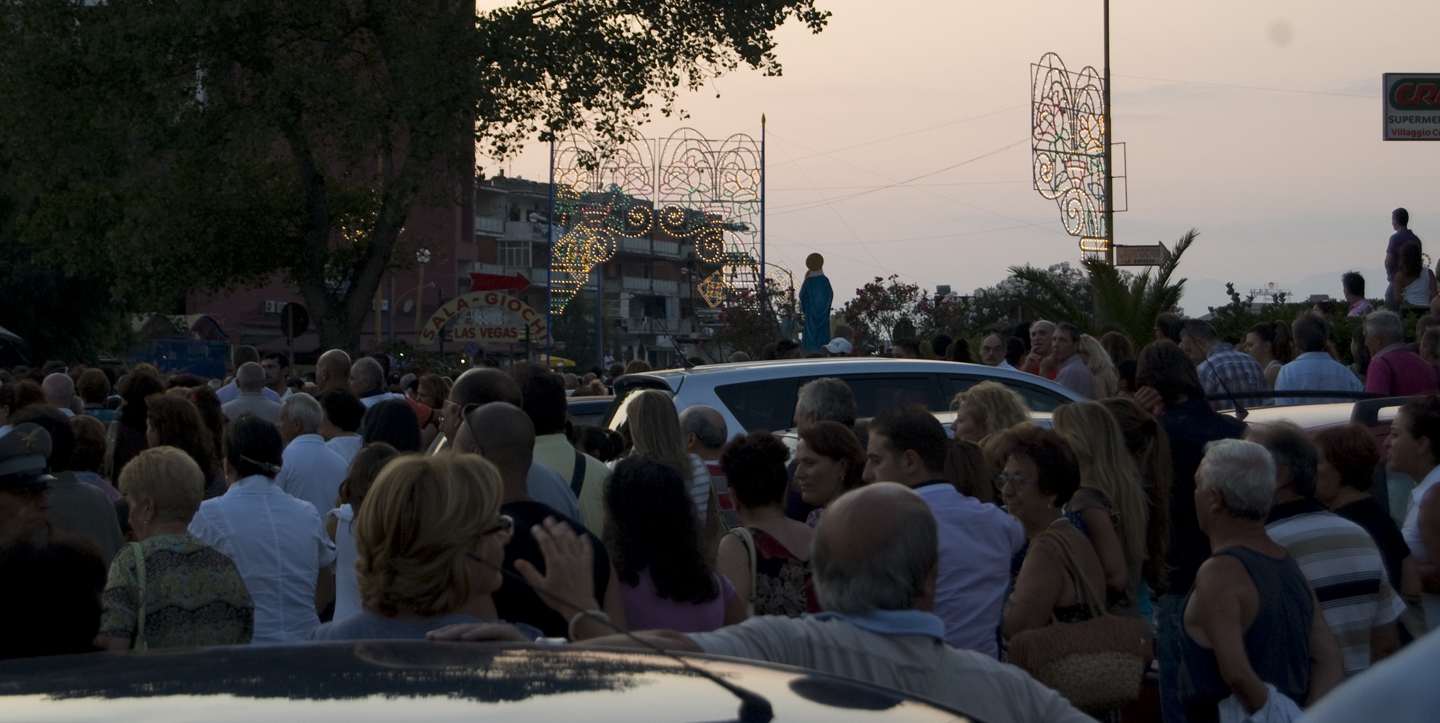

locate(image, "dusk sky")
[[484, 0, 1438, 314]]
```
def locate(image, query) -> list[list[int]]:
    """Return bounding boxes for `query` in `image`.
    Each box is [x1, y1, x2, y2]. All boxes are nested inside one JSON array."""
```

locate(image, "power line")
[[1114, 73, 1376, 99], [770, 105, 1028, 165]]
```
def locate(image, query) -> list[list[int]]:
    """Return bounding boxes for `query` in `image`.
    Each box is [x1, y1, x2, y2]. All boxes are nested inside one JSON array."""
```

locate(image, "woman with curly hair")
[[716, 431, 819, 617], [605, 457, 745, 632], [145, 394, 222, 499], [949, 381, 1031, 445]]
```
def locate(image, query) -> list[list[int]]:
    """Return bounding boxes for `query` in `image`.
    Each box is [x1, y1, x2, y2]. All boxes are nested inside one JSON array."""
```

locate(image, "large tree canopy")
[[0, 0, 828, 350]]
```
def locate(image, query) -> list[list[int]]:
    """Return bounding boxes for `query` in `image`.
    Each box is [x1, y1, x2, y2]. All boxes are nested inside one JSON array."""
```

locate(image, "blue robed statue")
[[798, 253, 832, 352]]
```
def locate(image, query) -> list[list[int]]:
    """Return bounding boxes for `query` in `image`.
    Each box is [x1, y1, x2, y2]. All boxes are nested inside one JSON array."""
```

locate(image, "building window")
[[498, 240, 530, 268]]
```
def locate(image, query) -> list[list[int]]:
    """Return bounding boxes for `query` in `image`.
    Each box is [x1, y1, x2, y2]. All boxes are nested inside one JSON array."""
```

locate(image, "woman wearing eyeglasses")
[[998, 426, 1108, 640], [310, 454, 596, 641]]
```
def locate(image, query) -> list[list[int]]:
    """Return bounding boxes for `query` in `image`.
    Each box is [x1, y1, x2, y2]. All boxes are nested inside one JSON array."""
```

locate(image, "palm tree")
[[1008, 228, 1196, 343]]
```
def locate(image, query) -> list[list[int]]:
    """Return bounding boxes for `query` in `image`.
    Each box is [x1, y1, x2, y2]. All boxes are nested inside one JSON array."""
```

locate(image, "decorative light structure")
[[548, 128, 764, 313], [1032, 52, 1109, 258]]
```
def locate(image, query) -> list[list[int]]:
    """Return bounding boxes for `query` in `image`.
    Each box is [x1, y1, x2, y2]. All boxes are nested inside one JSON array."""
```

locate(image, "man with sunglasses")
[[440, 369, 581, 524], [457, 402, 624, 639]]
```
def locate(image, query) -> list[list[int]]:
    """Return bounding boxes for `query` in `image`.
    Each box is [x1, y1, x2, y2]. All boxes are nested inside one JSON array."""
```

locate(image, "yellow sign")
[[453, 325, 526, 341], [420, 291, 546, 343]]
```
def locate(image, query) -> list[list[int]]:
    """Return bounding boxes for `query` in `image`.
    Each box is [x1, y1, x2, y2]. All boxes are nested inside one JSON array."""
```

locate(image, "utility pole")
[[1102, 0, 1115, 265]]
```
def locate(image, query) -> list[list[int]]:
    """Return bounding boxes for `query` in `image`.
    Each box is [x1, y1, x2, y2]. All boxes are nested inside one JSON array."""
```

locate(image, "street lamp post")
[[1102, 0, 1114, 265], [413, 248, 430, 345]]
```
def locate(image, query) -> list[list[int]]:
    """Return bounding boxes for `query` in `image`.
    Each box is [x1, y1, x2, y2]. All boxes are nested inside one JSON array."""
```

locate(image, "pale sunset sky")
[[482, 0, 1440, 313]]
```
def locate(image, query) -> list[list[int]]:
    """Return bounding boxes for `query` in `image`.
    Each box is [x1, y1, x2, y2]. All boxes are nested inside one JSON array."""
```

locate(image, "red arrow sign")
[[469, 272, 530, 293]]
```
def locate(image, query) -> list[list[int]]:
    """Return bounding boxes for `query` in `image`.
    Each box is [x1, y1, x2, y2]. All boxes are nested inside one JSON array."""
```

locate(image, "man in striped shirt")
[[1251, 422, 1403, 677]]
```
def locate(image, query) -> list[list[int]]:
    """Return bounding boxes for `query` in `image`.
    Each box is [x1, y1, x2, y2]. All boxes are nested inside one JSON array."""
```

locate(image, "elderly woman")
[[950, 381, 1031, 445], [312, 454, 579, 641], [1000, 426, 1107, 639], [1315, 423, 1425, 640], [716, 431, 819, 618], [188, 415, 336, 643], [792, 420, 865, 526], [1053, 402, 1151, 617], [606, 458, 745, 633], [96, 447, 254, 649]]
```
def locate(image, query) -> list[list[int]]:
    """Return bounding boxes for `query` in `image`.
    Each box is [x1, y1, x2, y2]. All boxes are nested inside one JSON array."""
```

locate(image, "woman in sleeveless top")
[[325, 442, 399, 622], [716, 431, 819, 617], [1178, 439, 1342, 722], [1245, 322, 1292, 390], [1393, 242, 1437, 314], [999, 427, 1107, 638]]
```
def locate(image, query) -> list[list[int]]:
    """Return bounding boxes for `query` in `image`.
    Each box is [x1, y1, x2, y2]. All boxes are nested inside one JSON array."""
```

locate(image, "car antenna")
[[475, 556, 774, 723]]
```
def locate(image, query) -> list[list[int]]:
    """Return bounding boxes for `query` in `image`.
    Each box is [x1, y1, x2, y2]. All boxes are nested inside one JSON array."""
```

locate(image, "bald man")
[[349, 357, 404, 408], [216, 345, 282, 404], [445, 369, 581, 524], [458, 402, 624, 639], [446, 484, 1089, 723], [315, 349, 352, 393]]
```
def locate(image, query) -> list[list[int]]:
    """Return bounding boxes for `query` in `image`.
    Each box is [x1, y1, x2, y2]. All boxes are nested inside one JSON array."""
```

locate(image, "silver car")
[[607, 358, 1083, 435]]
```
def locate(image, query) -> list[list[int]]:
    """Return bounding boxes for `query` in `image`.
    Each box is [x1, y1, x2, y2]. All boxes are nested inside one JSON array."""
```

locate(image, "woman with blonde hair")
[[1097, 397, 1173, 595], [949, 381, 1031, 445], [623, 390, 711, 520], [313, 454, 593, 640], [1051, 402, 1150, 617], [1077, 334, 1118, 399], [96, 446, 254, 649]]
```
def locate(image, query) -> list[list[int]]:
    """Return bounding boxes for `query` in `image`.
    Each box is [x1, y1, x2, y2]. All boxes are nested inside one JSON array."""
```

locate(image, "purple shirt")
[[618, 569, 735, 633], [1052, 354, 1095, 399], [1387, 229, 1421, 280], [1365, 343, 1440, 397], [1348, 298, 1374, 318]]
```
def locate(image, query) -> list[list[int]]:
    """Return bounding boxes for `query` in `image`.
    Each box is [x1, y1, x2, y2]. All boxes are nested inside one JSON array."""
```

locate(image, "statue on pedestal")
[[798, 253, 833, 353]]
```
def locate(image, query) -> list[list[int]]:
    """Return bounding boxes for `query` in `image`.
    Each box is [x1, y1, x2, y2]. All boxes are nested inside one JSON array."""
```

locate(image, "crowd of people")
[[2, 292, 1439, 721]]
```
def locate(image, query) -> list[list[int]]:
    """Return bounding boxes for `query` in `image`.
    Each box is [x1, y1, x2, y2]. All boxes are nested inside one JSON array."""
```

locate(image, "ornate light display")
[[549, 128, 762, 313], [1032, 52, 1108, 254]]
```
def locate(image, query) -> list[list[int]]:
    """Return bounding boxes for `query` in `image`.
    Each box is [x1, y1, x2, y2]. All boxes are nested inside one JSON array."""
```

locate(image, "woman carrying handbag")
[[997, 427, 1153, 718]]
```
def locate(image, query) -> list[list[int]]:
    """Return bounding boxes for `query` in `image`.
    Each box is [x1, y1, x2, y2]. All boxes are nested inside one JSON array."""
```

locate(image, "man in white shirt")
[[315, 349, 352, 393], [221, 363, 282, 423], [216, 345, 282, 404], [351, 357, 405, 408], [317, 388, 365, 464], [861, 406, 1025, 657], [189, 416, 335, 643], [41, 373, 76, 417], [274, 393, 349, 519], [565, 483, 1090, 723]]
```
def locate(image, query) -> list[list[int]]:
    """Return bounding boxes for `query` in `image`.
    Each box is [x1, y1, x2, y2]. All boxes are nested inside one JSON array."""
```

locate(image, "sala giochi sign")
[[420, 291, 546, 344]]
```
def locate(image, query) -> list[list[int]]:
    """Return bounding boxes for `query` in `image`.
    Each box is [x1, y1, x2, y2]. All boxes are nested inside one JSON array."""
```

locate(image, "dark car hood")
[[0, 642, 971, 722]]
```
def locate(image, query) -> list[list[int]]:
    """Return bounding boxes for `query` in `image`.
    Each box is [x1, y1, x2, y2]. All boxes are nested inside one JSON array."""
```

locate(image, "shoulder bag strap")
[[103, 421, 120, 480], [1043, 528, 1107, 617], [569, 449, 587, 498], [730, 527, 757, 617], [129, 542, 149, 650]]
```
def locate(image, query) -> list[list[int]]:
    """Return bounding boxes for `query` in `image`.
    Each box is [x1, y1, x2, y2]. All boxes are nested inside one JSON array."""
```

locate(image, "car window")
[[714, 378, 804, 432], [942, 375, 1071, 412], [842, 375, 945, 417], [715, 374, 946, 432]]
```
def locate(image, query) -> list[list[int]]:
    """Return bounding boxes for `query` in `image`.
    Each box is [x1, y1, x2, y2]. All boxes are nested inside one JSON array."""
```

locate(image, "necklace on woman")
[[1048, 516, 1068, 528]]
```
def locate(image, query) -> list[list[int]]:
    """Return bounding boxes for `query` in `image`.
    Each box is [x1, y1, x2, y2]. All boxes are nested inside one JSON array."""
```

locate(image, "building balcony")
[[475, 216, 506, 235]]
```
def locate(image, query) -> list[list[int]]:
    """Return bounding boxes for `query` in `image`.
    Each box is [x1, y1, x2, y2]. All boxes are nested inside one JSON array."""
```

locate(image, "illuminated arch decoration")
[[419, 290, 547, 344], [1032, 52, 1108, 251], [549, 128, 762, 313]]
